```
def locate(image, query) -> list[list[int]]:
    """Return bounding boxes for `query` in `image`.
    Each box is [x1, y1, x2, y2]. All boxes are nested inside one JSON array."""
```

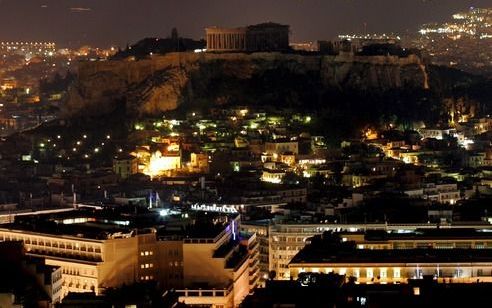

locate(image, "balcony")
[[225, 247, 249, 270], [176, 285, 233, 298], [214, 239, 239, 259]]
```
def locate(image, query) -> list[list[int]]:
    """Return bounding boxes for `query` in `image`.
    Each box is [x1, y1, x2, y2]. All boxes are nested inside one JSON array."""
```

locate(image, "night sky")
[[0, 0, 490, 47]]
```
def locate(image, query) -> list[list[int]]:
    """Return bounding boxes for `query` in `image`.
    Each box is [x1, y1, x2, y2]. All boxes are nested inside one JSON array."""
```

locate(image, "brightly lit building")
[[0, 208, 259, 306], [134, 143, 182, 177], [261, 169, 286, 184], [146, 150, 181, 175], [289, 231, 492, 284], [241, 221, 492, 282]]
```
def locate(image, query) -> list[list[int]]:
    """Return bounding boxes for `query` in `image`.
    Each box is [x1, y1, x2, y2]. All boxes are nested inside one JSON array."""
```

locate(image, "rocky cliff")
[[64, 52, 429, 117]]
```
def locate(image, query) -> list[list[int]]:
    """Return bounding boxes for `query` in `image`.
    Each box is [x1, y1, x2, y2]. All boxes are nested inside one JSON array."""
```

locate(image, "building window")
[[353, 269, 360, 278], [393, 268, 401, 278], [366, 268, 373, 279], [380, 268, 387, 279], [141, 250, 153, 256], [455, 269, 463, 278]]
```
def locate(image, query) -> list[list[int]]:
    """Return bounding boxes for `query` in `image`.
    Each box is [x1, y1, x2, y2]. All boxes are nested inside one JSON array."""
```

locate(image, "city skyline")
[[0, 0, 490, 47], [3, 1, 492, 307]]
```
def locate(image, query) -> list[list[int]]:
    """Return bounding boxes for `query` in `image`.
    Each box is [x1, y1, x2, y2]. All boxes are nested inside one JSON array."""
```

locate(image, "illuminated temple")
[[205, 22, 290, 52]]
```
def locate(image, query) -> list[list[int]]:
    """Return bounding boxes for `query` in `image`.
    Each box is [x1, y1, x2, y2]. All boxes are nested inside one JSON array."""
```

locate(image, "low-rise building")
[[265, 140, 299, 156], [289, 232, 492, 284], [113, 154, 138, 179]]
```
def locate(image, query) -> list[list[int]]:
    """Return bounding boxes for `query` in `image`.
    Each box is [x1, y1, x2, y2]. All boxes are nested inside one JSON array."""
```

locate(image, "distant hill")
[[64, 51, 492, 140]]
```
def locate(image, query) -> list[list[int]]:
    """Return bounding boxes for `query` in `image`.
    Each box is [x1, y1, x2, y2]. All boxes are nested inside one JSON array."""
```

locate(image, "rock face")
[[64, 52, 429, 117]]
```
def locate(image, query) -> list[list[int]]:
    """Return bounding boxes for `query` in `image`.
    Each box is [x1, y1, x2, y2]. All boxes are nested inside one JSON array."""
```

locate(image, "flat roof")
[[291, 234, 492, 265], [291, 246, 492, 265], [1, 207, 236, 241], [362, 228, 492, 241]]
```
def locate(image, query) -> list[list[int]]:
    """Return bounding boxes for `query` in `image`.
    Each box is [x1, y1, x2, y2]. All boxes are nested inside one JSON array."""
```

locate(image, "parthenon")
[[205, 27, 247, 51], [205, 22, 290, 52]]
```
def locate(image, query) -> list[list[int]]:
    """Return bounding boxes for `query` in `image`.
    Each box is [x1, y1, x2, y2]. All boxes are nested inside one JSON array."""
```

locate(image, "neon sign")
[[190, 203, 238, 214]]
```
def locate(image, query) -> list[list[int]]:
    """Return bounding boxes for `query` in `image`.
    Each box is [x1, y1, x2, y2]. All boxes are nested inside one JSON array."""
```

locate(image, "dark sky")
[[0, 0, 490, 47]]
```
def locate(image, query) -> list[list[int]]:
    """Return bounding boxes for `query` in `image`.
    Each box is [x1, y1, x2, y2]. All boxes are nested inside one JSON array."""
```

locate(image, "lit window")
[[366, 268, 373, 279], [353, 268, 360, 278], [339, 268, 346, 275], [380, 268, 387, 279], [393, 268, 401, 278]]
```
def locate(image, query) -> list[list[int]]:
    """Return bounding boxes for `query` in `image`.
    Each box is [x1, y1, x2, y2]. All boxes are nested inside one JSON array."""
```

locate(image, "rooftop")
[[1, 206, 237, 241], [291, 233, 492, 265], [361, 228, 492, 241]]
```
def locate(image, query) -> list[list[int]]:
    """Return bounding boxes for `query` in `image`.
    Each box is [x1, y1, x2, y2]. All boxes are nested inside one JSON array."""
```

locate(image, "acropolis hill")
[[65, 51, 429, 117]]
